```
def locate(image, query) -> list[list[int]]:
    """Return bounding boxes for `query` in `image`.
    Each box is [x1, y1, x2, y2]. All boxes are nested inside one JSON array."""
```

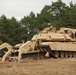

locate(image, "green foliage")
[[0, 0, 76, 45]]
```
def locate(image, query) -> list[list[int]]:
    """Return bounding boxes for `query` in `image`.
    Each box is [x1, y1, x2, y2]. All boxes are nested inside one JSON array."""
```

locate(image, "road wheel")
[[60, 51, 64, 58], [72, 52, 76, 58], [69, 52, 73, 58], [65, 52, 68, 58], [55, 51, 59, 58]]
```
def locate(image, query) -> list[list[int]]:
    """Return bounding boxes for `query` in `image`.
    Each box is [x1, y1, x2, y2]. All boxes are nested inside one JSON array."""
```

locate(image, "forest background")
[[0, 0, 76, 45]]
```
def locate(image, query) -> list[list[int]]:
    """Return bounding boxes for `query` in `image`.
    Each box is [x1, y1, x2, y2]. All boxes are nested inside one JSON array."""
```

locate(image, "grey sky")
[[0, 0, 76, 20]]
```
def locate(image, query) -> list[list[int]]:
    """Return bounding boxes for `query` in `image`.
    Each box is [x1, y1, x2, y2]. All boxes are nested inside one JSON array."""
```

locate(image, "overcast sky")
[[0, 0, 76, 20]]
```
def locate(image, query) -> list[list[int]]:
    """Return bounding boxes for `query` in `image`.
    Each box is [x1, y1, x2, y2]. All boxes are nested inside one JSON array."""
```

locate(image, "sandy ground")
[[0, 58, 76, 75]]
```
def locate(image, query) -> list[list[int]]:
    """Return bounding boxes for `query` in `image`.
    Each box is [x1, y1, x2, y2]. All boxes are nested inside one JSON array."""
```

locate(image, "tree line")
[[0, 0, 76, 45]]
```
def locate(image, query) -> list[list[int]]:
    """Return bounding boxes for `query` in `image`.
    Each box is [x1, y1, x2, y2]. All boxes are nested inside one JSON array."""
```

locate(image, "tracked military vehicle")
[[0, 24, 76, 61], [36, 25, 76, 58]]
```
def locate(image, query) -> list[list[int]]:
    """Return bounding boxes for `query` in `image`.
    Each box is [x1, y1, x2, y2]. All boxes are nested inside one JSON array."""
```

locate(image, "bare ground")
[[0, 58, 76, 75]]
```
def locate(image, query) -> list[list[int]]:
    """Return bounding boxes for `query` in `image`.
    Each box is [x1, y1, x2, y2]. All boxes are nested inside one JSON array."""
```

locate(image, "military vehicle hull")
[[41, 42, 76, 58]]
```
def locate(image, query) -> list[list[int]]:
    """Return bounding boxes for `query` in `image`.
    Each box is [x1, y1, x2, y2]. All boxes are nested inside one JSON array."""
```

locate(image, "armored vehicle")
[[36, 25, 76, 58], [0, 24, 76, 61]]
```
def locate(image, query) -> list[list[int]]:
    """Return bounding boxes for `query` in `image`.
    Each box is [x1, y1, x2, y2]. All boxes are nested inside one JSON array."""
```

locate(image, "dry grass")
[[0, 58, 76, 75]]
